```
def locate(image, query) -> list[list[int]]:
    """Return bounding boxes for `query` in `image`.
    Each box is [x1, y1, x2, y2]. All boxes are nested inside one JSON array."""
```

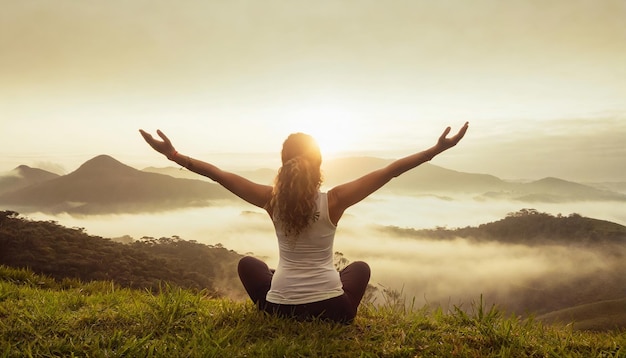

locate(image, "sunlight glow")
[[283, 102, 363, 158]]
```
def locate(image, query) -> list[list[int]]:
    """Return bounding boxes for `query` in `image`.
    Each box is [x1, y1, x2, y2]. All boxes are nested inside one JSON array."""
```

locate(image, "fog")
[[24, 194, 625, 311]]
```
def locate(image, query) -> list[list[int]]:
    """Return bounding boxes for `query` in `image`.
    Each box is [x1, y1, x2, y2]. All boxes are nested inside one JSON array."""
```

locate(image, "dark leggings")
[[237, 256, 371, 324]]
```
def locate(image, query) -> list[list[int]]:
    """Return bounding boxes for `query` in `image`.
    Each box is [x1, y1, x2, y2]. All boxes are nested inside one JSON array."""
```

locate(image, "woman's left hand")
[[436, 122, 469, 151]]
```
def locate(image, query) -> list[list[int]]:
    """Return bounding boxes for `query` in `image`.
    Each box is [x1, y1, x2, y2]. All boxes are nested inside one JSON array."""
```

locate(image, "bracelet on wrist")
[[167, 150, 192, 170], [167, 150, 178, 161]]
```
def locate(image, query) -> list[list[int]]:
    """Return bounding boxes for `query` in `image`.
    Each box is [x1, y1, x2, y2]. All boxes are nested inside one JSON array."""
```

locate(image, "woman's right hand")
[[139, 129, 177, 159]]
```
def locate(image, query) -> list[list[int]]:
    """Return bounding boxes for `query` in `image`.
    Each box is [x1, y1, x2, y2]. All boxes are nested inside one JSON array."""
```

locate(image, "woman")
[[139, 122, 468, 324]]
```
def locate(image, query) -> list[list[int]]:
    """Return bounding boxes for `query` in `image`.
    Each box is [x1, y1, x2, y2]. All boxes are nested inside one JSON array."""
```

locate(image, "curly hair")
[[268, 133, 323, 242]]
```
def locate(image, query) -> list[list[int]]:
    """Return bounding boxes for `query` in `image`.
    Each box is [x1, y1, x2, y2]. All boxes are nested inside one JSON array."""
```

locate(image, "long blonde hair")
[[269, 133, 323, 239]]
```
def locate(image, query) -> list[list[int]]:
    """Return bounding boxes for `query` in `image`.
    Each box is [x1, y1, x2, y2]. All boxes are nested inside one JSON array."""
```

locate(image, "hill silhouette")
[[586, 181, 626, 195], [0, 155, 233, 214], [145, 156, 626, 202], [2, 155, 624, 215], [0, 210, 246, 297], [324, 157, 626, 201], [379, 209, 626, 326], [0, 165, 59, 195], [388, 208, 626, 246], [536, 297, 626, 332], [143, 166, 277, 185], [485, 177, 626, 203], [321, 157, 507, 193]]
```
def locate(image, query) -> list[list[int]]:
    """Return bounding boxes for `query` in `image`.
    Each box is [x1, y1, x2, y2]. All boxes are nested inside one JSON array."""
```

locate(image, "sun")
[[285, 103, 360, 158]]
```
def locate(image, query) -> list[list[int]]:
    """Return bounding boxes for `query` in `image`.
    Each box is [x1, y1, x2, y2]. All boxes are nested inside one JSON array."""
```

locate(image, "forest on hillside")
[[383, 208, 626, 246], [378, 208, 626, 315], [0, 211, 247, 298]]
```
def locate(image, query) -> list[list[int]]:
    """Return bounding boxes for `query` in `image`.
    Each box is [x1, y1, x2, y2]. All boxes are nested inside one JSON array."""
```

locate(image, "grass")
[[536, 298, 626, 332], [1, 266, 624, 357]]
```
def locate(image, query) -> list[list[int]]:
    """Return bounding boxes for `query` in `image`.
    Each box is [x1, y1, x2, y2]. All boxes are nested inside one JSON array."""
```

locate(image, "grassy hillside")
[[1, 266, 624, 357], [537, 298, 626, 332]]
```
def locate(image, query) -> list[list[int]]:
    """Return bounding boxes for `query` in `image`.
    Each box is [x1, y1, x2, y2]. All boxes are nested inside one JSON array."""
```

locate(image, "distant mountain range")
[[323, 157, 626, 202], [1, 155, 625, 215], [0, 165, 60, 196], [148, 156, 626, 202], [0, 155, 232, 214]]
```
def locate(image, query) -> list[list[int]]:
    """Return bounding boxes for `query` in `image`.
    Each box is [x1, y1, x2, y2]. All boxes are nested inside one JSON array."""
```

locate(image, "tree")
[[334, 251, 350, 271]]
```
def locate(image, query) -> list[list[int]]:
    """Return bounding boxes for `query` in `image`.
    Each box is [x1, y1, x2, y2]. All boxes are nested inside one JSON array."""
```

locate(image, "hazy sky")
[[1, 0, 625, 181]]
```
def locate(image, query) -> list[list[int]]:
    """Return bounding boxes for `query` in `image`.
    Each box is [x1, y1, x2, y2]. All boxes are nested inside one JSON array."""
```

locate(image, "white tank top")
[[266, 192, 344, 304]]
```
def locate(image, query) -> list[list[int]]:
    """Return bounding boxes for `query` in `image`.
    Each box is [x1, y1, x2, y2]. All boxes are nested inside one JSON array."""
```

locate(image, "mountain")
[[144, 157, 512, 194], [0, 155, 233, 214], [585, 181, 626, 195], [143, 166, 277, 185], [143, 156, 626, 202], [387, 208, 626, 246], [386, 162, 507, 194], [0, 165, 60, 195], [142, 166, 208, 180], [2, 155, 624, 215], [322, 157, 626, 202], [483, 177, 626, 203]]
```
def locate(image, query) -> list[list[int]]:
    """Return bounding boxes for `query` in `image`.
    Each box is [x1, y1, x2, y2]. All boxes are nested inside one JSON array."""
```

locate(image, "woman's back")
[[268, 192, 343, 304]]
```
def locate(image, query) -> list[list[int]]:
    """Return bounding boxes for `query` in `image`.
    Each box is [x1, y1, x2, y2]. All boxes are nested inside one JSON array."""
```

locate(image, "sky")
[[1, 0, 625, 181]]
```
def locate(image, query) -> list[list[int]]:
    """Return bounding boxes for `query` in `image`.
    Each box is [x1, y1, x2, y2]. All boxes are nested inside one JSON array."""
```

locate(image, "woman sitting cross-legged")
[[139, 122, 468, 324]]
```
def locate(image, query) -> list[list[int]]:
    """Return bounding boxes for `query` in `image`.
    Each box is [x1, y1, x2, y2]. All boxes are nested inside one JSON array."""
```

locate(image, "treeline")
[[0, 211, 246, 298], [382, 209, 626, 314], [385, 208, 626, 246]]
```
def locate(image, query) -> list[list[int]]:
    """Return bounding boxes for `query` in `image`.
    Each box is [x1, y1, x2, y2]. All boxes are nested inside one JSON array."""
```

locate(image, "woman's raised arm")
[[327, 122, 469, 225], [139, 129, 272, 209]]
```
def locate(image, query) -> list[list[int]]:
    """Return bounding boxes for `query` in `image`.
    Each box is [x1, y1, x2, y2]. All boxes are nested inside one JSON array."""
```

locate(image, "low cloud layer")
[[344, 231, 620, 311], [22, 194, 624, 314]]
